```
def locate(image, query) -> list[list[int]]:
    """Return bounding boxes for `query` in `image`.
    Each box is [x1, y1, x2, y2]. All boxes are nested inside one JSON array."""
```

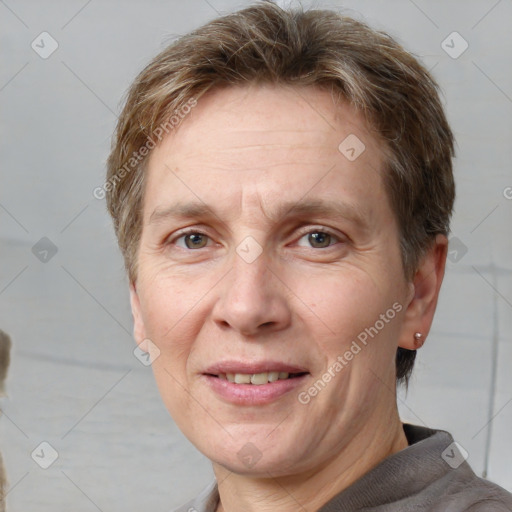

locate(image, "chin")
[[213, 452, 299, 478], [204, 431, 305, 476]]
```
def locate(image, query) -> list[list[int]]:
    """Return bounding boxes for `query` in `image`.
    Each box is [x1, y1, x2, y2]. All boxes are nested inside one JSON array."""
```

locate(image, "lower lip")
[[203, 374, 309, 405]]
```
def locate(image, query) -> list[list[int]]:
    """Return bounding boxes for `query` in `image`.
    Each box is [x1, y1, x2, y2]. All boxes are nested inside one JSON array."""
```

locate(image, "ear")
[[398, 234, 448, 350], [130, 282, 149, 350]]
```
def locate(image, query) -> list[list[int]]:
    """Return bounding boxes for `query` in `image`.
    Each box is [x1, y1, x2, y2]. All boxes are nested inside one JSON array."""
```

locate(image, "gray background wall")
[[0, 0, 511, 510]]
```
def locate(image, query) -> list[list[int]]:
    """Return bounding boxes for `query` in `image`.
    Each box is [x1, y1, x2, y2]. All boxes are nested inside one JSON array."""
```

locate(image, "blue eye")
[[171, 229, 340, 251], [297, 231, 337, 248]]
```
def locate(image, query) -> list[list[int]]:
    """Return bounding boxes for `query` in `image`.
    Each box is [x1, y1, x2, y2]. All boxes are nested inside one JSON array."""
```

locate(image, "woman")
[[105, 2, 512, 511]]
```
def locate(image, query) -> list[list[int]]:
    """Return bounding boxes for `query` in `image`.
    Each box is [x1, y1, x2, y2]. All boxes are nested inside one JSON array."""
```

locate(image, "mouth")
[[202, 362, 310, 405], [210, 371, 308, 385]]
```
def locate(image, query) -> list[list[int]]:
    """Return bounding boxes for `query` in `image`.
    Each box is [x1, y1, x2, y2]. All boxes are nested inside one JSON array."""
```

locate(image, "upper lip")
[[204, 360, 309, 375]]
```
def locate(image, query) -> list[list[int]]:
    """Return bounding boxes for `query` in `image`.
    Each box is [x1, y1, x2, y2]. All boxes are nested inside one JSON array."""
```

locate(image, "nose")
[[212, 252, 292, 337]]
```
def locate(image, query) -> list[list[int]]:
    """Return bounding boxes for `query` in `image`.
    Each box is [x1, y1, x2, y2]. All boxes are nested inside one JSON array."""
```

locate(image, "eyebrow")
[[148, 199, 368, 229]]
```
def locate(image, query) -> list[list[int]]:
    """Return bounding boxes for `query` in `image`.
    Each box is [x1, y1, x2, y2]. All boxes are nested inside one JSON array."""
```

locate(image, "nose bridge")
[[229, 228, 270, 289], [213, 247, 291, 335], [229, 248, 272, 308]]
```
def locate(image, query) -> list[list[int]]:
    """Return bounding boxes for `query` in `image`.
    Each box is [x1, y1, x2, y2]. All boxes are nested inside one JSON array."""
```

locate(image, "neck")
[[214, 414, 408, 512]]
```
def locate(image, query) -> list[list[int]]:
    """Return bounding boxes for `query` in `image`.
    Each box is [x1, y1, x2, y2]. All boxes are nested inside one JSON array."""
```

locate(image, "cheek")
[[290, 266, 404, 358], [139, 266, 204, 331], [137, 273, 207, 369], [137, 276, 206, 420]]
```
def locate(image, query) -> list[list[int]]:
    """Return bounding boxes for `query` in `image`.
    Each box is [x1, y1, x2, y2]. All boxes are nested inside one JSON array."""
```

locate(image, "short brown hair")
[[106, 1, 455, 384]]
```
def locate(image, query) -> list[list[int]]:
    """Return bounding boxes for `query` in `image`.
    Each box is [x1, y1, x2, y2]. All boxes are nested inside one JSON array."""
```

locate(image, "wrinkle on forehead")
[[150, 82, 382, 175], [144, 84, 388, 235]]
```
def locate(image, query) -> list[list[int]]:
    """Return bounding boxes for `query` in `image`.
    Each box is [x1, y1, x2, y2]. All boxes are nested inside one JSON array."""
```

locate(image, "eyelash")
[[170, 228, 213, 249], [169, 226, 344, 250]]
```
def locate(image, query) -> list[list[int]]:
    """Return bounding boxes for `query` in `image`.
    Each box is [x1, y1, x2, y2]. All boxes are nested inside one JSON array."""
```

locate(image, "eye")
[[297, 230, 339, 249], [175, 232, 210, 249]]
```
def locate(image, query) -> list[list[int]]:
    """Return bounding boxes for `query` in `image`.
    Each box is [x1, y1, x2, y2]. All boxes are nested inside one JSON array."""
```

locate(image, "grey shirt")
[[174, 424, 512, 511]]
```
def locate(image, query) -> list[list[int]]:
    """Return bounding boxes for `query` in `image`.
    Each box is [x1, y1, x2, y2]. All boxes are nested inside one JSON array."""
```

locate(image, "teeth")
[[267, 371, 279, 382], [250, 372, 268, 385], [218, 371, 294, 384], [234, 373, 251, 384]]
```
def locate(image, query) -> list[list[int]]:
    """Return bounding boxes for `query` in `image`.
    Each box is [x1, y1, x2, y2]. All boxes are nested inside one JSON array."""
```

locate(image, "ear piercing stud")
[[414, 332, 424, 348]]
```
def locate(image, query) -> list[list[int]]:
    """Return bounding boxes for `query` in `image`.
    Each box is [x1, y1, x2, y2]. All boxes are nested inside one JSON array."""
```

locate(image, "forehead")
[[143, 84, 388, 223], [154, 84, 381, 163]]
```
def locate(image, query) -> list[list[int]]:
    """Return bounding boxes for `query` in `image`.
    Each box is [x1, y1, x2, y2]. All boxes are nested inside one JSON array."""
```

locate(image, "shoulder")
[[426, 449, 512, 511], [455, 487, 511, 511], [382, 425, 512, 512], [443, 476, 512, 511]]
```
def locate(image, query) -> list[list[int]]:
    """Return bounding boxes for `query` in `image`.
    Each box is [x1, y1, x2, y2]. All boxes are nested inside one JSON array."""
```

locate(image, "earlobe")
[[129, 282, 147, 346], [398, 235, 448, 350]]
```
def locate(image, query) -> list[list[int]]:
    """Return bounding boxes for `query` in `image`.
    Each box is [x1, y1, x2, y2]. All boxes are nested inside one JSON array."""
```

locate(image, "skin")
[[130, 84, 447, 512]]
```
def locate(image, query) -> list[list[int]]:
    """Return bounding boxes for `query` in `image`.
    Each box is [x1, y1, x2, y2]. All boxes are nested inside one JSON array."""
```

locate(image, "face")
[[130, 84, 420, 476]]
